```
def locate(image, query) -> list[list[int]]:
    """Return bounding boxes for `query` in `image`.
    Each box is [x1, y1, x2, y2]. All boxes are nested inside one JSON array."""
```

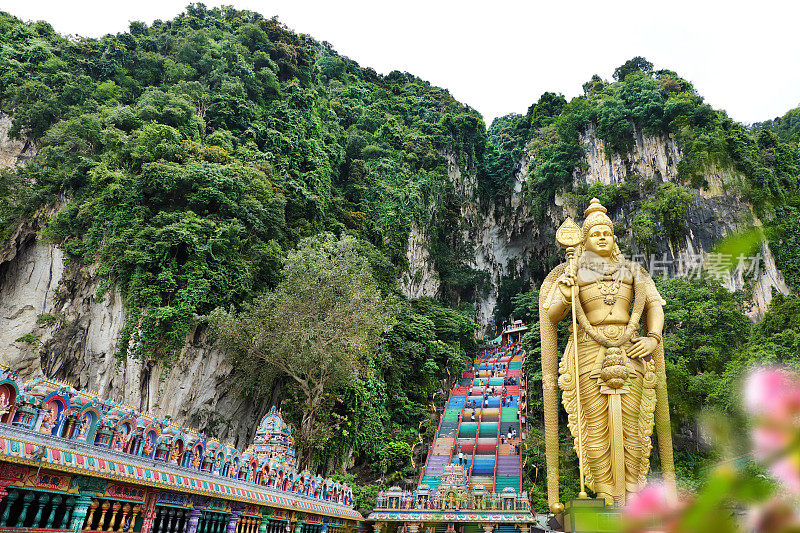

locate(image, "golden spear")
[[556, 217, 588, 499]]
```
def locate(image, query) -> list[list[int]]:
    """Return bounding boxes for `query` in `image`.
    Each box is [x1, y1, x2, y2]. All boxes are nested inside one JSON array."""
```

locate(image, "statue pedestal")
[[563, 499, 620, 533]]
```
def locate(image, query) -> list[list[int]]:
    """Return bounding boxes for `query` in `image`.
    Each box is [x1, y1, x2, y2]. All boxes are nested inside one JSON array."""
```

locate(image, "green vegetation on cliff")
[[0, 6, 480, 493], [502, 56, 800, 213], [0, 6, 486, 368]]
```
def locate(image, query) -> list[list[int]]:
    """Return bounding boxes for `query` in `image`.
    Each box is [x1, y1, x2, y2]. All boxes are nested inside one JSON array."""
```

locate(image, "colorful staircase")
[[419, 344, 526, 493]]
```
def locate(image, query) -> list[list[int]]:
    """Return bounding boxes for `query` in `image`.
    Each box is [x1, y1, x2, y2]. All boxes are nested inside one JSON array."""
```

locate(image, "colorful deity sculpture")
[[76, 417, 90, 440], [539, 198, 676, 509], [111, 429, 127, 451], [39, 406, 57, 434], [0, 391, 12, 420]]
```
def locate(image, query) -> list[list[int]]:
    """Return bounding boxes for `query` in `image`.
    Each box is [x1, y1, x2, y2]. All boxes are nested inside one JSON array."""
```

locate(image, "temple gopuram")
[[368, 341, 545, 533], [0, 367, 360, 533]]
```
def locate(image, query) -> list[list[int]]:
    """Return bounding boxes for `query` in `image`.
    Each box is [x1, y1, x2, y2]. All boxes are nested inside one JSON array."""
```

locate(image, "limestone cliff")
[[0, 228, 268, 448], [402, 123, 788, 325]]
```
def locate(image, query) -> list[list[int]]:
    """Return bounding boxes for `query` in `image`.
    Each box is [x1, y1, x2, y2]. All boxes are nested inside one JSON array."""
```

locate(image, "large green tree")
[[212, 233, 395, 464]]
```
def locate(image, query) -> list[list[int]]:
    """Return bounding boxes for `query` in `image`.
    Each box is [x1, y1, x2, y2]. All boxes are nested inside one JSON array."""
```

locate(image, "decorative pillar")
[[198, 512, 208, 533], [83, 500, 99, 531], [63, 417, 76, 439], [130, 505, 142, 533], [481, 525, 493, 533], [406, 524, 420, 533], [164, 508, 176, 533], [227, 509, 242, 533], [46, 494, 63, 529], [71, 476, 108, 533], [61, 496, 77, 529], [161, 507, 171, 533], [140, 492, 159, 533], [0, 489, 18, 526], [518, 526, 529, 533], [16, 491, 35, 527], [32, 493, 50, 527], [186, 503, 204, 533], [97, 500, 111, 531], [372, 523, 384, 533], [183, 509, 192, 532], [150, 508, 162, 533], [107, 501, 121, 531], [117, 503, 131, 533], [175, 509, 187, 533], [258, 513, 269, 533]]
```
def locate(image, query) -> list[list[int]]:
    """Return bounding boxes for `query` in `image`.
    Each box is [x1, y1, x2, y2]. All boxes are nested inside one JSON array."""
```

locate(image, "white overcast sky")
[[2, 0, 799, 126]]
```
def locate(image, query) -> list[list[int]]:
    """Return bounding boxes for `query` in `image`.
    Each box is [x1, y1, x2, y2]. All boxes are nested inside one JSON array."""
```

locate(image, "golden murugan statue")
[[539, 198, 676, 510]]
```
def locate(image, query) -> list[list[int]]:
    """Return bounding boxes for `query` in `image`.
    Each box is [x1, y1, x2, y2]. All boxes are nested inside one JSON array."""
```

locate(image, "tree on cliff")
[[613, 56, 654, 81], [211, 233, 395, 466]]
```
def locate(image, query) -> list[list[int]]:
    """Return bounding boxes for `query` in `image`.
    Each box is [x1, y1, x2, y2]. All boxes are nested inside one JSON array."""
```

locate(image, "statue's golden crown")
[[582, 197, 614, 239]]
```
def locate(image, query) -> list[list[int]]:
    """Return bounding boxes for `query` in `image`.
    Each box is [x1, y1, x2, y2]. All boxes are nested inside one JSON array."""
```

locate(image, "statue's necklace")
[[598, 275, 621, 305], [583, 261, 622, 305]]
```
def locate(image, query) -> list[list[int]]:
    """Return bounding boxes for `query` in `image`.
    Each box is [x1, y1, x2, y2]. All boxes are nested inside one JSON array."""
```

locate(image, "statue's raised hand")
[[557, 273, 577, 300]]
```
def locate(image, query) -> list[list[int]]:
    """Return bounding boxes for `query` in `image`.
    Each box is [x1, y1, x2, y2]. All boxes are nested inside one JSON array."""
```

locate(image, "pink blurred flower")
[[626, 482, 672, 520], [770, 457, 800, 493], [744, 366, 800, 494], [744, 367, 800, 420], [752, 426, 789, 459], [623, 482, 686, 533]]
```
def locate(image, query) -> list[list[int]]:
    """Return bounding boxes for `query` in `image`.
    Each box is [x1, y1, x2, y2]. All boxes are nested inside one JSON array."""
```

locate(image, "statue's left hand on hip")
[[627, 336, 657, 359]]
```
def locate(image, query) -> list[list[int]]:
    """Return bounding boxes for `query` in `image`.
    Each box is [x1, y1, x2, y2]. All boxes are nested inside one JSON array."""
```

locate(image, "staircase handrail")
[[419, 402, 447, 485]]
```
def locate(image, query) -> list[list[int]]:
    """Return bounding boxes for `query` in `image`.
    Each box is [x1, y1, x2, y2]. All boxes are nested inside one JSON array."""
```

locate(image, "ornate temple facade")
[[0, 367, 359, 533]]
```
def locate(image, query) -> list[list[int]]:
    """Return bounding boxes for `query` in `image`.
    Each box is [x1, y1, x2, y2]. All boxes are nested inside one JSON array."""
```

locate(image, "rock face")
[[0, 112, 36, 168], [0, 230, 267, 447], [0, 235, 63, 376], [399, 224, 440, 298], [402, 124, 789, 326], [575, 125, 681, 187]]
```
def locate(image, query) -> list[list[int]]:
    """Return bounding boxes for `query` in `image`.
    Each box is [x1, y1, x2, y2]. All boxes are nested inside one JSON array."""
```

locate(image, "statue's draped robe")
[[540, 262, 668, 504]]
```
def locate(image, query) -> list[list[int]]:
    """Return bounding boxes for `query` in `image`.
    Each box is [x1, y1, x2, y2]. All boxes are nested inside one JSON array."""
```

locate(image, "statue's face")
[[585, 224, 614, 257]]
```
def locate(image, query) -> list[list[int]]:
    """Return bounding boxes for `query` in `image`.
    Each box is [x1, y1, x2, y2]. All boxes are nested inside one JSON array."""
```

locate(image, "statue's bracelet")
[[646, 331, 663, 344]]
